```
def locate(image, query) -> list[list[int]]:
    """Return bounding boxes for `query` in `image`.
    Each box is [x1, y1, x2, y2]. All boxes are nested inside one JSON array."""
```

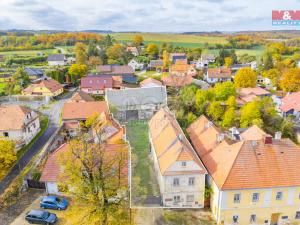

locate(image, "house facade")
[[149, 108, 206, 208], [105, 86, 167, 121], [205, 68, 232, 84], [279, 92, 300, 119], [187, 115, 300, 225], [47, 54, 67, 66], [148, 60, 163, 72], [0, 105, 40, 149]]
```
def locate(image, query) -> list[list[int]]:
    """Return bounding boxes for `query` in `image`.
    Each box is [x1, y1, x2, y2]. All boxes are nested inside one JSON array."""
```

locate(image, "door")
[[271, 213, 280, 225]]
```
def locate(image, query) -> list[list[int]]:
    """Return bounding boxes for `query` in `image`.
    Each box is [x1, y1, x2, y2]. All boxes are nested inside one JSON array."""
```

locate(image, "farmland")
[[112, 32, 228, 47]]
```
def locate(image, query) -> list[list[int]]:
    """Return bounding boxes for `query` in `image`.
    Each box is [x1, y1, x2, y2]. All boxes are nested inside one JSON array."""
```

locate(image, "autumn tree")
[[13, 67, 30, 87], [146, 43, 159, 58], [0, 139, 16, 178], [88, 56, 103, 69], [68, 64, 88, 83], [206, 101, 224, 121], [224, 57, 233, 67], [222, 107, 236, 128], [106, 44, 130, 65], [60, 118, 131, 225], [262, 68, 281, 88], [133, 35, 143, 46], [75, 42, 88, 64], [280, 68, 300, 92], [234, 67, 257, 88], [214, 81, 236, 101], [240, 101, 262, 128], [163, 50, 169, 69]]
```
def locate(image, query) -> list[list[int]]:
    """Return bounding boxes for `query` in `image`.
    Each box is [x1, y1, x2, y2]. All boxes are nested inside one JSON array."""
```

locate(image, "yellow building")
[[23, 79, 63, 97], [187, 115, 300, 225]]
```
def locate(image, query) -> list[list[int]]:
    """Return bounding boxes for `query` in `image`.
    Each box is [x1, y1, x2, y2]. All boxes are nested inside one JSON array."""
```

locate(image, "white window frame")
[[233, 194, 240, 203], [188, 177, 195, 186], [276, 191, 283, 200], [173, 178, 179, 187], [252, 193, 259, 202], [250, 214, 256, 223]]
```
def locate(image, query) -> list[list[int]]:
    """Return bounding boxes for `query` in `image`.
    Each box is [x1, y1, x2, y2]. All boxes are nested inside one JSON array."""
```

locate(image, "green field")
[[0, 48, 57, 56], [112, 32, 228, 48], [0, 83, 7, 93], [203, 45, 265, 58]]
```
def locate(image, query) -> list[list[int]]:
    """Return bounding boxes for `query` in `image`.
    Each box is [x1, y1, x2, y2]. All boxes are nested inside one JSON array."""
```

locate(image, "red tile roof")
[[62, 101, 108, 121], [81, 76, 113, 91], [140, 78, 163, 88], [280, 92, 300, 113], [207, 68, 232, 78], [162, 74, 193, 87], [0, 105, 33, 130], [187, 115, 300, 190], [96, 65, 134, 75]]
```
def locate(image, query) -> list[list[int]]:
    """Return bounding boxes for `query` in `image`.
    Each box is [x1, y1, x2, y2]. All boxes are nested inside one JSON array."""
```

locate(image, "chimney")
[[275, 131, 282, 140], [264, 135, 273, 144]]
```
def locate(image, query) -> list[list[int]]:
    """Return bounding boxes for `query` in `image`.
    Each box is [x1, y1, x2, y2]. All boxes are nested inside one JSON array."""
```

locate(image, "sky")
[[0, 0, 300, 32]]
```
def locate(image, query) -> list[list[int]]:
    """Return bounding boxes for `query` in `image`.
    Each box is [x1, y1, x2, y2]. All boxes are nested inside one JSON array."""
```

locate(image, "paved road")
[[0, 90, 74, 195]]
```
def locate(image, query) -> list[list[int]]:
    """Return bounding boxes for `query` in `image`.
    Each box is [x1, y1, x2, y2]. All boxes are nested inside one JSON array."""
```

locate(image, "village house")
[[195, 54, 216, 69], [169, 60, 197, 77], [128, 59, 144, 71], [47, 54, 67, 66], [148, 60, 163, 72], [105, 86, 167, 121], [279, 92, 300, 119], [126, 46, 139, 56], [140, 77, 163, 88], [169, 53, 187, 63], [237, 87, 271, 105], [23, 79, 64, 97], [149, 107, 207, 207], [61, 101, 109, 136], [96, 65, 136, 84], [24, 68, 44, 81], [0, 105, 40, 150], [187, 115, 300, 225], [204, 68, 232, 84], [40, 139, 127, 195], [80, 75, 113, 95]]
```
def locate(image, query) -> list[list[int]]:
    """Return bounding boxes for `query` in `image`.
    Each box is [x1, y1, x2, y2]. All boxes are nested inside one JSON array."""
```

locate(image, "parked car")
[[25, 209, 57, 224], [40, 196, 68, 210]]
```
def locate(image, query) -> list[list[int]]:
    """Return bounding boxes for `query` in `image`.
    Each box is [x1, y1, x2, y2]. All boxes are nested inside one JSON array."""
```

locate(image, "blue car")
[[40, 196, 68, 210], [25, 209, 57, 224]]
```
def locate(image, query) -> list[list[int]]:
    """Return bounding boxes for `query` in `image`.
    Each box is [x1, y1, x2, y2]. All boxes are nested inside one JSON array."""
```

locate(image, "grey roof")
[[24, 68, 44, 77], [149, 60, 163, 67], [47, 54, 65, 61], [106, 86, 167, 107]]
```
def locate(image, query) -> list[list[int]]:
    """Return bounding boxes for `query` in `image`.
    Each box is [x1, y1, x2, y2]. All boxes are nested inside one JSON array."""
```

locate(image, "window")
[[233, 215, 239, 223], [173, 195, 180, 202], [252, 193, 259, 202], [281, 216, 288, 220], [33, 123, 36, 129], [3, 132, 9, 137], [188, 177, 195, 186], [233, 194, 240, 203], [250, 214, 256, 223], [181, 161, 186, 167], [186, 195, 194, 202], [276, 191, 282, 200], [296, 211, 300, 219], [173, 178, 179, 186]]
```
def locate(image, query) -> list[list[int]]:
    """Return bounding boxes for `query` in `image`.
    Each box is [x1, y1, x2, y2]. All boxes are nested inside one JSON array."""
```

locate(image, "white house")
[[205, 67, 232, 84], [47, 54, 67, 66], [195, 54, 216, 69], [128, 59, 144, 71], [148, 107, 207, 208], [0, 105, 40, 150]]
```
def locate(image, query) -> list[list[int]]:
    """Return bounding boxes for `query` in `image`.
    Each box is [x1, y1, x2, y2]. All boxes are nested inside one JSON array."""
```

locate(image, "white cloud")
[[0, 0, 299, 31]]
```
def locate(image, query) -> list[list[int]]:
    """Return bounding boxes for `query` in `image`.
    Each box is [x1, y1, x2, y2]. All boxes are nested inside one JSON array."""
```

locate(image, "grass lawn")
[[203, 45, 265, 58], [126, 120, 160, 204], [113, 32, 228, 48]]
